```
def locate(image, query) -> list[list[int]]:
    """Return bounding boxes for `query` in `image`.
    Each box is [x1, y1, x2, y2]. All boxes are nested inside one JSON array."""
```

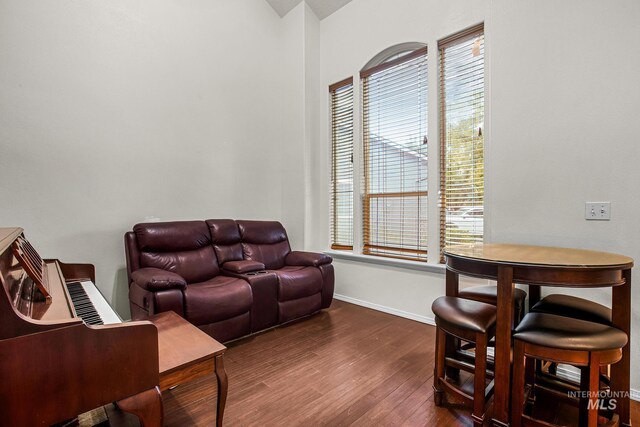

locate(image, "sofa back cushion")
[[133, 221, 219, 283], [206, 219, 244, 265], [237, 220, 291, 270]]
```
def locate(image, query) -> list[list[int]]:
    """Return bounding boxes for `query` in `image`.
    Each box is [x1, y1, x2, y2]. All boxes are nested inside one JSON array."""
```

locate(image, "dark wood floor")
[[111, 300, 640, 426]]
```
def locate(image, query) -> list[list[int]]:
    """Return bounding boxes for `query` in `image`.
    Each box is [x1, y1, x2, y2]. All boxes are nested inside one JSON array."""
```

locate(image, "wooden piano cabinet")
[[57, 259, 96, 282], [0, 227, 164, 427], [0, 320, 160, 426]]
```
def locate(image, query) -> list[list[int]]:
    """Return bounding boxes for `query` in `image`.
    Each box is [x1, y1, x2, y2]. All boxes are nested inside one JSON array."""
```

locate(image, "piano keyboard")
[[67, 281, 122, 325]]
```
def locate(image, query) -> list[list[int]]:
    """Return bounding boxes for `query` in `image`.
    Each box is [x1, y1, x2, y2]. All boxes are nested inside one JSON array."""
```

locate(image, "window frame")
[[360, 46, 429, 262], [438, 23, 486, 262], [329, 77, 355, 251]]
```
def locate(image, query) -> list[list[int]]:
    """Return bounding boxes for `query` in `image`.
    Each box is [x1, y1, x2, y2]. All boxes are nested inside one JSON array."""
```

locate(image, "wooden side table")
[[148, 311, 228, 427]]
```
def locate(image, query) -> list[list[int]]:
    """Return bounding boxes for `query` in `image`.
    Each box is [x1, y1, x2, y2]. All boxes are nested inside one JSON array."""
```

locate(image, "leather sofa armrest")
[[222, 260, 265, 274], [285, 251, 332, 267], [131, 268, 187, 291]]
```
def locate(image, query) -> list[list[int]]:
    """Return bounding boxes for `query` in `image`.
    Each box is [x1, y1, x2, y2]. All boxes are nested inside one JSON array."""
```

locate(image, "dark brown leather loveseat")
[[125, 220, 334, 342]]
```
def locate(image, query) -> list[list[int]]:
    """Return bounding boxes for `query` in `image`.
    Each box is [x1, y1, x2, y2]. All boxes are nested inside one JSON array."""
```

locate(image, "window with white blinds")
[[361, 47, 428, 261], [330, 77, 354, 250], [439, 24, 485, 259]]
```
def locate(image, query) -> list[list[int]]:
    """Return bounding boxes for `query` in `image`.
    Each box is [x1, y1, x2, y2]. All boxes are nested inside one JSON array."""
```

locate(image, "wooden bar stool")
[[432, 296, 496, 427], [531, 294, 612, 379], [459, 285, 528, 325], [511, 313, 627, 427]]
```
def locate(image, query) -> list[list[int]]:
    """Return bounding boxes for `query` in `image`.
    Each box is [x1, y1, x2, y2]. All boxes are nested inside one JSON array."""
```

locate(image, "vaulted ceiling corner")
[[265, 0, 353, 20]]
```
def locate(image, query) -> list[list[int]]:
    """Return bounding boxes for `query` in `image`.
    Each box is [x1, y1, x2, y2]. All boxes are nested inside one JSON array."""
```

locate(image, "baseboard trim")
[[333, 293, 639, 402], [334, 293, 436, 326]]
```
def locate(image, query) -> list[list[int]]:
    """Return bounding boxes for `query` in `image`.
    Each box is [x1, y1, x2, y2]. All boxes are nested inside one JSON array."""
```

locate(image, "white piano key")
[[79, 280, 122, 324]]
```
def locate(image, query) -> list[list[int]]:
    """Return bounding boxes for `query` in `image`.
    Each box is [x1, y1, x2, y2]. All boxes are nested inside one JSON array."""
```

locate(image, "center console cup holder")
[[245, 270, 269, 276]]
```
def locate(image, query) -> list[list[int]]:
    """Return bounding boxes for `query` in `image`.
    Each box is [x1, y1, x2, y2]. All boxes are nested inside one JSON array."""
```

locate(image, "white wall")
[[303, 3, 321, 251], [314, 0, 640, 392], [280, 3, 306, 250], [0, 0, 291, 317], [280, 2, 321, 250], [489, 0, 640, 392]]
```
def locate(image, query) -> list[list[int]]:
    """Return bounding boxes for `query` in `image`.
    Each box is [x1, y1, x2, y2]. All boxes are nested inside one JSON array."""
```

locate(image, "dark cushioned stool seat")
[[514, 312, 626, 351], [531, 294, 612, 326], [432, 296, 497, 334]]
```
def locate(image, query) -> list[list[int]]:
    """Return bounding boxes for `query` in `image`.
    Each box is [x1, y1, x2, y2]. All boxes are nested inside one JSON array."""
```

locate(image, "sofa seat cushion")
[[273, 266, 323, 302], [184, 276, 252, 326]]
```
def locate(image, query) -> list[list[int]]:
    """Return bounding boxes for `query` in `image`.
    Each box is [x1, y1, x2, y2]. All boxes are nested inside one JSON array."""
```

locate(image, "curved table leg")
[[117, 386, 164, 427], [215, 354, 228, 427]]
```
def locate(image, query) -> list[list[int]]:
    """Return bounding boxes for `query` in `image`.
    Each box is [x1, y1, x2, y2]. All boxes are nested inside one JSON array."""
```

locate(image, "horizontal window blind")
[[330, 77, 354, 250], [361, 47, 428, 261], [439, 24, 485, 260]]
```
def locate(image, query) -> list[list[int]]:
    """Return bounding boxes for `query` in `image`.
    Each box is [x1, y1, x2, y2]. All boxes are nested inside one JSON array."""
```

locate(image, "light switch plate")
[[585, 202, 610, 220]]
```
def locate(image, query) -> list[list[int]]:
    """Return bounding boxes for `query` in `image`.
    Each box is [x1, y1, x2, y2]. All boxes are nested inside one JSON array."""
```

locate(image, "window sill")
[[324, 250, 446, 274]]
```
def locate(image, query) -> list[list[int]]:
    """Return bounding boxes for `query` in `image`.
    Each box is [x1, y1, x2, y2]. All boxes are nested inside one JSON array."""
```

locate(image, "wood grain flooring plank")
[[106, 300, 640, 427], [355, 362, 434, 426]]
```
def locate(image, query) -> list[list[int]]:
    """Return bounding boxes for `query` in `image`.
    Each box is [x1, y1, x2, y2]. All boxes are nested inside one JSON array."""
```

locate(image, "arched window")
[[360, 44, 428, 261], [361, 42, 427, 71]]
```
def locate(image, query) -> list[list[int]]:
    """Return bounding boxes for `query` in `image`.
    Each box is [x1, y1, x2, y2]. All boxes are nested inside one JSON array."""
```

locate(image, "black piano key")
[[66, 281, 104, 325], [75, 302, 93, 309]]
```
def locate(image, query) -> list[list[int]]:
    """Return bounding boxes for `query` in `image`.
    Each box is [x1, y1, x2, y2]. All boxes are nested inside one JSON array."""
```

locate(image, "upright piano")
[[0, 227, 163, 426]]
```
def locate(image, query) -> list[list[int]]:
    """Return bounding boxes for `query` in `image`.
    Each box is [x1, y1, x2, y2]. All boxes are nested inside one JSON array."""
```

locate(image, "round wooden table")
[[443, 243, 633, 427]]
